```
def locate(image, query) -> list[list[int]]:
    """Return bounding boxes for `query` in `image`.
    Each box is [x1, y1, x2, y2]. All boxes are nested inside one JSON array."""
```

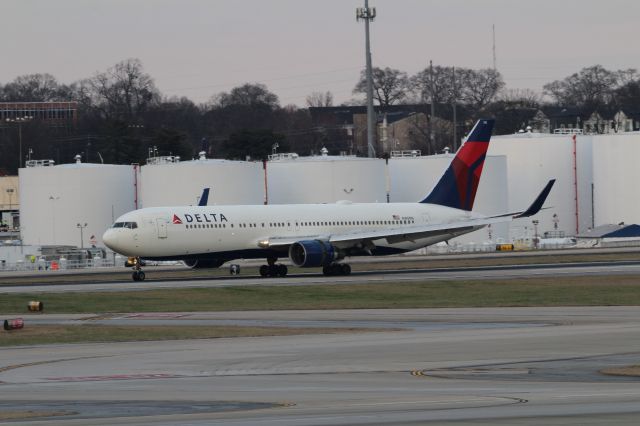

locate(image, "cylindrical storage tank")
[[267, 156, 386, 204], [593, 133, 640, 226], [389, 154, 509, 244], [140, 159, 264, 207], [489, 133, 594, 238], [19, 163, 136, 247]]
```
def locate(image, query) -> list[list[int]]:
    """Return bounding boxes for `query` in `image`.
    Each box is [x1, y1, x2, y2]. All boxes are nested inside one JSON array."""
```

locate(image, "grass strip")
[[0, 324, 375, 347], [2, 275, 640, 314]]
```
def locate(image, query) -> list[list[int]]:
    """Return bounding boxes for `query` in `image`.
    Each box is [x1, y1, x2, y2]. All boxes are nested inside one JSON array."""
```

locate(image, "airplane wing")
[[262, 180, 555, 250], [263, 216, 508, 249]]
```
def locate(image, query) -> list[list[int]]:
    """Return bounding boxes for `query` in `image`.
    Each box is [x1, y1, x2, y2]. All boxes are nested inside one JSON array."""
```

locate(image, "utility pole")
[[429, 60, 435, 154], [357, 0, 377, 158], [492, 24, 497, 70], [452, 66, 458, 151]]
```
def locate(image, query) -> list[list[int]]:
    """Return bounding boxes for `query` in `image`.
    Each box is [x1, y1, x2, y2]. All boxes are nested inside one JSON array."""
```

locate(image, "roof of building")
[[575, 224, 640, 238]]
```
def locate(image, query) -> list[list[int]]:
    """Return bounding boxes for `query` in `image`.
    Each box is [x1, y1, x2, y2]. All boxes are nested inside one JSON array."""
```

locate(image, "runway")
[[2, 307, 640, 425], [2, 259, 640, 293]]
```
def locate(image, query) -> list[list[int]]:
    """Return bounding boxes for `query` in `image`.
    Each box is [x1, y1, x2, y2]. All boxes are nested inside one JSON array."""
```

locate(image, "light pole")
[[532, 219, 539, 249], [5, 116, 33, 169], [49, 196, 59, 244], [356, 0, 376, 158], [5, 188, 14, 211], [77, 223, 88, 249]]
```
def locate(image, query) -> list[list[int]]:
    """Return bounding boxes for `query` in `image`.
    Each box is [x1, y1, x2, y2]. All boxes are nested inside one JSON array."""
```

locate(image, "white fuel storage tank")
[[488, 133, 594, 238], [266, 154, 387, 204], [19, 161, 136, 247], [592, 133, 640, 226], [140, 158, 264, 207]]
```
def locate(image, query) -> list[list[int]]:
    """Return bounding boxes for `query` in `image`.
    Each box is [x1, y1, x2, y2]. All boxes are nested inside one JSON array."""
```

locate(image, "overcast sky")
[[3, 0, 639, 106]]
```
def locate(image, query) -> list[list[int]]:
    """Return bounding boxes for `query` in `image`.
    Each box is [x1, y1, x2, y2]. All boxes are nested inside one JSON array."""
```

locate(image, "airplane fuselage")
[[103, 202, 484, 262]]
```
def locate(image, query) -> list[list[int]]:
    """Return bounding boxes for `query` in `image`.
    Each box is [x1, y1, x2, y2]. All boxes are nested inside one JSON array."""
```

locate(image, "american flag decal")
[[392, 214, 400, 220]]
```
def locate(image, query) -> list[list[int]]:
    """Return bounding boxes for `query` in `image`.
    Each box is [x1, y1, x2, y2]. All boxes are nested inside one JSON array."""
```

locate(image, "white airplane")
[[103, 119, 555, 281]]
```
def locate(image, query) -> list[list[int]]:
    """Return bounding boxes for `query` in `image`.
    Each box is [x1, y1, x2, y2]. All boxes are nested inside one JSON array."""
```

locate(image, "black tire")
[[277, 264, 288, 277], [259, 265, 269, 277], [322, 265, 333, 276], [268, 265, 279, 277], [340, 264, 351, 275], [138, 271, 146, 281], [132, 271, 140, 281]]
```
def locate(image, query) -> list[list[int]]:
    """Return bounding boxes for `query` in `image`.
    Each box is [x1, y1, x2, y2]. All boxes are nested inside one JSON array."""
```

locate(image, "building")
[[0, 102, 78, 127], [575, 224, 640, 248], [309, 104, 467, 156]]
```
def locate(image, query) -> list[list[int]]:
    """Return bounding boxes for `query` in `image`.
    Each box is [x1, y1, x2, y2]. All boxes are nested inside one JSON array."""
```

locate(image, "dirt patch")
[[0, 410, 73, 420], [600, 366, 640, 377]]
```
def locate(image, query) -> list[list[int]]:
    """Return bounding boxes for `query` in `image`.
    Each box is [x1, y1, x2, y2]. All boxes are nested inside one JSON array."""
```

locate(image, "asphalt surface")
[[1, 259, 640, 293], [2, 307, 640, 425]]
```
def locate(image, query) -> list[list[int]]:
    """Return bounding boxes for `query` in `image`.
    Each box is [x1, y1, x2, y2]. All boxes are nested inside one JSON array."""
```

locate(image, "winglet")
[[198, 188, 210, 206], [514, 179, 555, 218]]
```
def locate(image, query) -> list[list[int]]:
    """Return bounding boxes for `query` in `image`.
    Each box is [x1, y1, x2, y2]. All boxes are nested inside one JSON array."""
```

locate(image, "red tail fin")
[[420, 119, 494, 210]]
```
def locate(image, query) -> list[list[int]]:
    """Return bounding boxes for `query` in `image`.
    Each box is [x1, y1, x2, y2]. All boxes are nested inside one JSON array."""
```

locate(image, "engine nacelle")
[[289, 240, 336, 267], [183, 258, 225, 269]]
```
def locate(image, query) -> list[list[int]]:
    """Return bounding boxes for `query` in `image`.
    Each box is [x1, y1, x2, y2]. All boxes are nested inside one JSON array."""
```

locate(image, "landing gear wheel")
[[340, 264, 351, 275], [277, 264, 288, 277], [323, 263, 351, 276], [259, 265, 269, 277], [132, 270, 146, 281], [260, 263, 288, 277]]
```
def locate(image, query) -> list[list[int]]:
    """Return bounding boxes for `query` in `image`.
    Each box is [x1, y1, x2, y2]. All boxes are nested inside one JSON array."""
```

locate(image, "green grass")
[[3, 275, 640, 314]]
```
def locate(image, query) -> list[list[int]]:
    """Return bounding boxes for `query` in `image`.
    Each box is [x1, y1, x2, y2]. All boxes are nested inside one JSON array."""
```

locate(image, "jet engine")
[[183, 258, 226, 269], [289, 240, 337, 267]]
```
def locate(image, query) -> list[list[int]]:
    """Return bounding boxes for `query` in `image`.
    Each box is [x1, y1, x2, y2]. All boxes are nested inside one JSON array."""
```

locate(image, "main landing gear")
[[259, 257, 288, 278], [322, 263, 351, 276]]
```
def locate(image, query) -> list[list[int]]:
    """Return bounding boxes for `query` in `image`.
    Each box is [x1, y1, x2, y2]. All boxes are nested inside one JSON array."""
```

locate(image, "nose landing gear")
[[128, 257, 146, 281]]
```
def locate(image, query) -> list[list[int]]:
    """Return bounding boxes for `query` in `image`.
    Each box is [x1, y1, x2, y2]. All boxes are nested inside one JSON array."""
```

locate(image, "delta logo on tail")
[[172, 214, 183, 225], [421, 119, 494, 211]]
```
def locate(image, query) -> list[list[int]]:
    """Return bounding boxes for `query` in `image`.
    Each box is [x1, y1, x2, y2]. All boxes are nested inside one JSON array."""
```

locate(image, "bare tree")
[[410, 65, 456, 105], [497, 88, 542, 108], [305, 91, 334, 107], [0, 73, 72, 102], [81, 58, 160, 121], [457, 68, 504, 114], [353, 67, 410, 110], [543, 65, 638, 111], [212, 83, 279, 109]]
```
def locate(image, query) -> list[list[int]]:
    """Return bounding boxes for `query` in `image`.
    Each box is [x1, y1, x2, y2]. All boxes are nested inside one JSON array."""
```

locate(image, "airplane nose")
[[102, 229, 119, 252]]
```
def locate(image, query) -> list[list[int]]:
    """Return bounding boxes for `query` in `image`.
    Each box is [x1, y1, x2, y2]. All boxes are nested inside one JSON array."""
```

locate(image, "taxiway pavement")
[[1, 307, 640, 425], [2, 260, 640, 293]]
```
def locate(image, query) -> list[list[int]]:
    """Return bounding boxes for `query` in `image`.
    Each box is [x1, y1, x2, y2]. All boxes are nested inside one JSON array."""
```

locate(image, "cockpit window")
[[113, 222, 137, 229]]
